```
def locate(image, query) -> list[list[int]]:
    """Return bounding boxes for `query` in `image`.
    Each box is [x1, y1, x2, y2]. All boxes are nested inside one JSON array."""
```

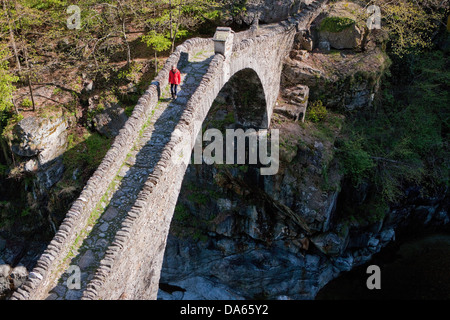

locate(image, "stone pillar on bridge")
[[214, 27, 234, 83], [213, 27, 234, 59]]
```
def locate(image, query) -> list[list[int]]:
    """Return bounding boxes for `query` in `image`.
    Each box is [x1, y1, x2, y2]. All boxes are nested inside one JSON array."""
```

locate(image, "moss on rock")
[[320, 16, 355, 33]]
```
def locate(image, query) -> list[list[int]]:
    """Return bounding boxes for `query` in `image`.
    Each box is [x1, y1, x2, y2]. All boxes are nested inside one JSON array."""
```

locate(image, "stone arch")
[[220, 68, 268, 129]]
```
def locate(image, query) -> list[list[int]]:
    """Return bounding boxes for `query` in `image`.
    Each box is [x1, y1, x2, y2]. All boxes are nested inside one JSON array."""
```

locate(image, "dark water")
[[316, 233, 450, 300]]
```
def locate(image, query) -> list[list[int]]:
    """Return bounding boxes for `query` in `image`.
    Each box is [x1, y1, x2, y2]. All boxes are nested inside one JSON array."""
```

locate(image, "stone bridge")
[[12, 0, 326, 300]]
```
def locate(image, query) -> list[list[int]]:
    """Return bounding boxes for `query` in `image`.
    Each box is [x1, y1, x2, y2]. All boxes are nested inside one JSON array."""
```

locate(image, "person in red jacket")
[[169, 65, 181, 99]]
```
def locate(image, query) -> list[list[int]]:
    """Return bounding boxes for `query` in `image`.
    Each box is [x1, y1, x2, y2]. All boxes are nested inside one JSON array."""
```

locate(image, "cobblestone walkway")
[[45, 49, 214, 300]]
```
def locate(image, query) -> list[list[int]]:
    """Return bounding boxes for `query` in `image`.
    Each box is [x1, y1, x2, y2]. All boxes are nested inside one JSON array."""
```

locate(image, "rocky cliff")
[[157, 2, 449, 299], [157, 97, 448, 300]]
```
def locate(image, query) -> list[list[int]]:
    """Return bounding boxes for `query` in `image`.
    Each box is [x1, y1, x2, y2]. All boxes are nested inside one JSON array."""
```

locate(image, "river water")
[[316, 233, 450, 300]]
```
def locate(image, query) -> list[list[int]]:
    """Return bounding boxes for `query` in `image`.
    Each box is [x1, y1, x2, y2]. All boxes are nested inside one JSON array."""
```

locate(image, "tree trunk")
[[117, 1, 131, 66], [171, 0, 183, 52], [122, 19, 131, 66], [170, 0, 173, 52], [155, 51, 158, 73], [11, 98, 18, 114], [2, 0, 21, 71], [23, 44, 36, 111], [27, 74, 36, 112]]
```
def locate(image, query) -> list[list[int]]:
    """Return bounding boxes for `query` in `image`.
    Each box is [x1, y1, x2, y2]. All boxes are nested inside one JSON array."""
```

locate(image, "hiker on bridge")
[[169, 65, 181, 100]]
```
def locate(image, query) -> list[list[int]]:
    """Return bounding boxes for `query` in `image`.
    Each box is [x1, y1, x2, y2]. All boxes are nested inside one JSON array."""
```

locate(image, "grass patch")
[[63, 130, 112, 180]]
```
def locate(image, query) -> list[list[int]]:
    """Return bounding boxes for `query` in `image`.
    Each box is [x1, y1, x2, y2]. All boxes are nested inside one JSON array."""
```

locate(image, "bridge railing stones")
[[11, 37, 213, 301]]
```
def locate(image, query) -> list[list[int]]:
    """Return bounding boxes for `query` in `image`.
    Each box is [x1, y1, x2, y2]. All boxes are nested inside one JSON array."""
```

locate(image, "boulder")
[[316, 2, 366, 50], [11, 115, 69, 166], [281, 46, 389, 110], [301, 36, 314, 52], [277, 84, 310, 122], [93, 102, 128, 138], [0, 265, 11, 278], [10, 266, 28, 290], [319, 23, 363, 50], [311, 232, 346, 256]]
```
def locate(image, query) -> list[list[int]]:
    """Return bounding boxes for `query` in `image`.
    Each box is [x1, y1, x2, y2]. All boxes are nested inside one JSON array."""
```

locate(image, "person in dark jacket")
[[169, 65, 181, 99]]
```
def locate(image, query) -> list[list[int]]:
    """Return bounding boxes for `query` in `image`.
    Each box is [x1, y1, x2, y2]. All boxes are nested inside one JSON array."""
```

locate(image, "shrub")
[[307, 100, 328, 123], [174, 204, 190, 222], [21, 98, 33, 108], [337, 139, 375, 187]]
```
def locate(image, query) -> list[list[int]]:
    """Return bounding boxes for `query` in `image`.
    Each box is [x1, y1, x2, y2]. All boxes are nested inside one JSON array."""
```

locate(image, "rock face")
[[276, 84, 309, 122], [155, 17, 446, 297], [92, 101, 128, 138], [319, 24, 363, 50], [281, 43, 389, 110], [158, 129, 449, 299], [12, 115, 68, 166], [10, 115, 70, 190], [228, 0, 306, 25]]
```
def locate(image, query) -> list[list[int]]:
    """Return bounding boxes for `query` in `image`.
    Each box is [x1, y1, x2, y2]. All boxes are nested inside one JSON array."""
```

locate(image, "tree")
[[0, 45, 19, 165], [1, 0, 21, 72], [0, 46, 18, 115], [146, 0, 220, 52], [141, 30, 172, 72], [362, 0, 447, 56]]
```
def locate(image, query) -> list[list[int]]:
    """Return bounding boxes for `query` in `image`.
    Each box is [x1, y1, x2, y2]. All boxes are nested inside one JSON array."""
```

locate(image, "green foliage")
[[307, 100, 328, 123], [2, 113, 24, 140], [187, 192, 208, 205], [21, 207, 31, 217], [363, 0, 445, 57], [117, 63, 142, 83], [27, 0, 67, 10], [223, 0, 247, 18], [142, 31, 172, 53], [0, 163, 8, 176], [174, 204, 190, 222], [238, 165, 248, 173], [338, 46, 449, 202], [0, 46, 18, 117], [124, 106, 134, 117], [192, 230, 208, 242], [320, 16, 355, 33], [337, 138, 375, 187], [20, 98, 33, 108]]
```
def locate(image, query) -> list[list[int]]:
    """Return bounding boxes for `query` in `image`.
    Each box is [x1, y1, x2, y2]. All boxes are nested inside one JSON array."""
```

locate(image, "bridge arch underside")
[[218, 68, 268, 129]]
